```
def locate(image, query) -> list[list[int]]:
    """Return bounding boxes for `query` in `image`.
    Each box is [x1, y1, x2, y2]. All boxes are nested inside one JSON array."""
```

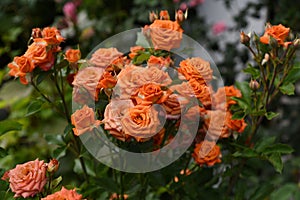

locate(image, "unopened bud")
[[240, 31, 250, 46], [159, 10, 170, 20], [261, 53, 270, 65], [175, 10, 185, 23], [31, 28, 42, 39], [149, 11, 158, 23], [47, 159, 59, 173], [249, 80, 260, 90], [293, 39, 300, 47]]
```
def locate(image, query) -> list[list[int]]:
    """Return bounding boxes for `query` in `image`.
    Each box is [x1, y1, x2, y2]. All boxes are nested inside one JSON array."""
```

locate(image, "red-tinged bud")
[[47, 159, 59, 173], [175, 10, 185, 23], [149, 11, 158, 23], [240, 31, 250, 46], [31, 28, 42, 39], [249, 79, 260, 91]]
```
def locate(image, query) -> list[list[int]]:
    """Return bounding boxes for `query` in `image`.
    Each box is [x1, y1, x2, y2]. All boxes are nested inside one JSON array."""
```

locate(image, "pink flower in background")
[[189, 0, 205, 8], [63, 2, 77, 22], [180, 2, 188, 10], [173, 0, 180, 3], [212, 21, 227, 35]]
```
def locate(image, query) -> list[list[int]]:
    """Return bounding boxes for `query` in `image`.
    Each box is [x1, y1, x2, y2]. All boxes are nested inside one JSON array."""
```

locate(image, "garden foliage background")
[[1, 0, 300, 199]]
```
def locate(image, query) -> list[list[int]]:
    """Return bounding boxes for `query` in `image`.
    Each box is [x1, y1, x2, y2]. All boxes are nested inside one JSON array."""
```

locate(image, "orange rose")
[[133, 83, 169, 105], [90, 48, 123, 68], [147, 55, 172, 69], [8, 55, 35, 84], [72, 67, 105, 100], [103, 100, 134, 141], [129, 46, 144, 59], [170, 82, 195, 98], [71, 105, 101, 136], [99, 71, 117, 89], [147, 19, 183, 51], [159, 10, 170, 20], [2, 159, 47, 198], [260, 24, 290, 46], [116, 65, 172, 99], [178, 57, 213, 84], [188, 79, 213, 108], [227, 113, 247, 133], [41, 27, 65, 45], [162, 93, 189, 119], [65, 49, 81, 63], [213, 86, 242, 110], [25, 38, 55, 71], [192, 140, 222, 167], [41, 187, 82, 200], [121, 105, 162, 141]]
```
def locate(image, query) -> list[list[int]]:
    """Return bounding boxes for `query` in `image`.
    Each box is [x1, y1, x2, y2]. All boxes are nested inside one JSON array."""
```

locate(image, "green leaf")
[[36, 71, 52, 85], [265, 112, 279, 120], [267, 153, 283, 173], [263, 144, 294, 155], [233, 148, 258, 158], [96, 177, 119, 192], [133, 52, 151, 65], [51, 176, 62, 189], [136, 31, 151, 48], [0, 120, 22, 136], [231, 111, 246, 120], [55, 59, 69, 69], [279, 82, 295, 95], [270, 183, 298, 200], [235, 81, 251, 103], [53, 146, 67, 159], [243, 64, 261, 79], [25, 100, 43, 116], [255, 136, 276, 153], [284, 63, 300, 83], [231, 97, 250, 110]]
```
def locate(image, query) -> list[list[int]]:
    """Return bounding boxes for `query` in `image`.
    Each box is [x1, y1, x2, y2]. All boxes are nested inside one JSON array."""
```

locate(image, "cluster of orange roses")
[[70, 10, 247, 168]]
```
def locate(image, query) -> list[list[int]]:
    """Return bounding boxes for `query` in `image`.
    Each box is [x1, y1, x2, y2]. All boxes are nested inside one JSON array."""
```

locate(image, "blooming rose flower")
[[178, 57, 213, 84], [115, 65, 172, 99], [162, 93, 189, 119], [25, 38, 55, 71], [203, 110, 229, 140], [260, 24, 290, 46], [133, 83, 169, 105], [146, 19, 183, 51], [192, 140, 222, 167], [41, 27, 65, 45], [72, 67, 105, 100], [2, 159, 47, 198], [65, 49, 81, 63], [147, 55, 172, 70], [170, 82, 195, 98], [103, 100, 134, 141], [71, 105, 101, 136], [99, 71, 117, 89], [8, 55, 35, 84], [89, 48, 123, 68], [213, 86, 242, 110], [121, 105, 162, 141], [188, 79, 213, 108], [41, 186, 83, 200]]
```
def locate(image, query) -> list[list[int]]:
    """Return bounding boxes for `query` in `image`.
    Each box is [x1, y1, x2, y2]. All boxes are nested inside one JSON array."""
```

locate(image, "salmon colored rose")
[[116, 65, 172, 99], [8, 55, 34, 84], [41, 27, 65, 45], [260, 24, 290, 46], [192, 140, 222, 167], [41, 187, 82, 200], [146, 19, 183, 51], [71, 105, 101, 136], [133, 83, 169, 105], [103, 100, 134, 141], [178, 57, 213, 84], [65, 49, 81, 63], [188, 79, 213, 108], [147, 55, 172, 69], [25, 38, 55, 71], [121, 105, 162, 141], [90, 48, 123, 68], [72, 67, 105, 100], [170, 82, 195, 98], [2, 159, 47, 198], [162, 93, 189, 119], [203, 110, 230, 140]]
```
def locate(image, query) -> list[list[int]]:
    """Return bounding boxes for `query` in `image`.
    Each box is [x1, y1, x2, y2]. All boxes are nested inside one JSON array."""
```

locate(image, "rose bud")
[[261, 53, 270, 65], [159, 10, 170, 20], [149, 11, 158, 23], [240, 31, 250, 46], [31, 28, 42, 39], [47, 159, 59, 173], [175, 10, 185, 23], [249, 79, 260, 91]]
